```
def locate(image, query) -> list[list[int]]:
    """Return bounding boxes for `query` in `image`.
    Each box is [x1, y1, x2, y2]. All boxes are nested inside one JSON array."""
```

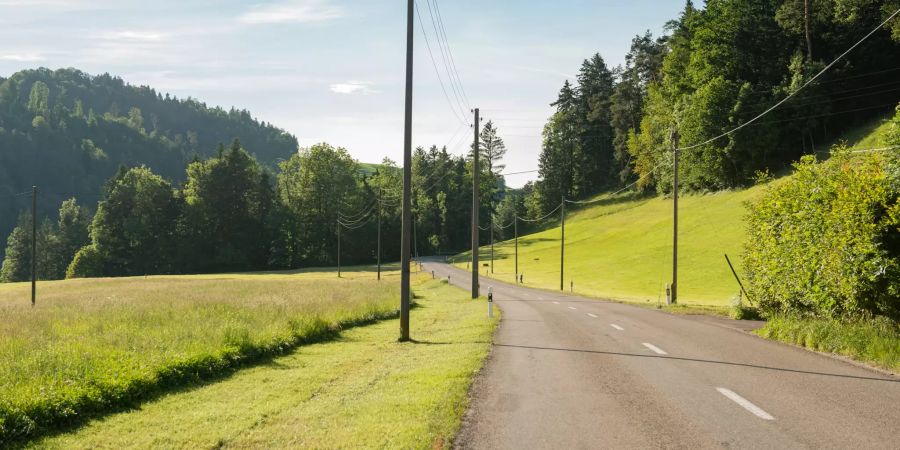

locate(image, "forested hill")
[[0, 68, 298, 257]]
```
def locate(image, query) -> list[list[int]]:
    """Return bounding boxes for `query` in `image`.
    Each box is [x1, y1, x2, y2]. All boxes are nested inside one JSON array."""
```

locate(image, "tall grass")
[[0, 271, 399, 444], [758, 316, 900, 372]]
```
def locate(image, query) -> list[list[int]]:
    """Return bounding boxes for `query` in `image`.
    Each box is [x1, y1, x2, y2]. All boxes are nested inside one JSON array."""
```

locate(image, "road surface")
[[421, 261, 900, 449]]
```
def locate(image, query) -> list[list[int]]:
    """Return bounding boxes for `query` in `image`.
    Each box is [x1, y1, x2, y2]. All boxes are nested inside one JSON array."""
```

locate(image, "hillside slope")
[[456, 113, 896, 307], [0, 68, 298, 257]]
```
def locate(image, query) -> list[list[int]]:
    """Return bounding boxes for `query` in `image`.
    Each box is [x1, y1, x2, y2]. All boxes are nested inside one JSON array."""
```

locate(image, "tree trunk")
[[804, 0, 813, 60]]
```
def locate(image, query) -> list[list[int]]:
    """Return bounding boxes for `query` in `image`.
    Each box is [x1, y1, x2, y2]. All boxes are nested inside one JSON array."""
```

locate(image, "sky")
[[0, 0, 687, 187]]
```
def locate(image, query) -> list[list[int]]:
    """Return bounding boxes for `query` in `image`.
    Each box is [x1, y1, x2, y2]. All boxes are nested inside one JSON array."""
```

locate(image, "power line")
[[431, 0, 472, 109], [677, 7, 900, 152], [424, 0, 470, 116], [414, 0, 469, 126], [501, 169, 539, 176]]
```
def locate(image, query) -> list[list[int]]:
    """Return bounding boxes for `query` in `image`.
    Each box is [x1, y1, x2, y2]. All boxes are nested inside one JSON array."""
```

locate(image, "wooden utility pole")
[[560, 196, 565, 291], [514, 217, 518, 283], [31, 185, 36, 307], [377, 197, 381, 281], [471, 108, 480, 299], [672, 131, 680, 305], [400, 0, 414, 341], [337, 222, 341, 278]]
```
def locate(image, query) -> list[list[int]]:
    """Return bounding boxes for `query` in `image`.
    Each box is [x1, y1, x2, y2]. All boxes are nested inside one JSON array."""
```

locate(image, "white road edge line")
[[642, 343, 667, 355], [587, 313, 598, 318], [568, 306, 577, 310], [610, 324, 624, 331], [716, 388, 776, 421]]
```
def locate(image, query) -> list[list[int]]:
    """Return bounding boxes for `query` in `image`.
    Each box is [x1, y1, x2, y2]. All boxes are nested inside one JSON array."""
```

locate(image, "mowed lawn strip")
[[0, 267, 401, 444], [29, 280, 499, 449]]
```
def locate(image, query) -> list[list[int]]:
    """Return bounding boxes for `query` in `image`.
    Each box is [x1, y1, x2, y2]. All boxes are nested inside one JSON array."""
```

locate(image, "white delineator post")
[[488, 287, 493, 318]]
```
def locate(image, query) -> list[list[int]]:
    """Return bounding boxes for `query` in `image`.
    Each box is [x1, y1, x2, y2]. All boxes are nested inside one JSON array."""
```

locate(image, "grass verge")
[[0, 267, 402, 445], [756, 316, 900, 373], [27, 279, 499, 449]]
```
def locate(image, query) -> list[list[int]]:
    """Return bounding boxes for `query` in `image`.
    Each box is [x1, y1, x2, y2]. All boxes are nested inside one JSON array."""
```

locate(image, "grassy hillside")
[[0, 266, 403, 444], [454, 113, 896, 308], [28, 279, 497, 449], [455, 186, 765, 307]]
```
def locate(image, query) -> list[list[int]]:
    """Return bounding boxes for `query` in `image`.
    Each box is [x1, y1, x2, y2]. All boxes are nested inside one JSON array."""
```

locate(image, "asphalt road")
[[421, 261, 900, 450]]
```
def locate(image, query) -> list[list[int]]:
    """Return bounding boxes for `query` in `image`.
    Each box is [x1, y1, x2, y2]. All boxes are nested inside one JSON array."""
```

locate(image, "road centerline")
[[716, 388, 776, 421], [610, 324, 624, 331], [587, 313, 598, 318], [568, 306, 577, 310], [642, 342, 667, 355]]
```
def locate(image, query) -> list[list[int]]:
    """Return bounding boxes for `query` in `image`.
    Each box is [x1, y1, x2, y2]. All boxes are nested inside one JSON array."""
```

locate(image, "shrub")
[[743, 149, 900, 320], [66, 245, 103, 278]]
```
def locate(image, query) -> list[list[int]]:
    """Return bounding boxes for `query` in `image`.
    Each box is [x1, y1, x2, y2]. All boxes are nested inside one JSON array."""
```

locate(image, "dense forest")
[[532, 0, 900, 212], [0, 126, 514, 281], [0, 68, 298, 260]]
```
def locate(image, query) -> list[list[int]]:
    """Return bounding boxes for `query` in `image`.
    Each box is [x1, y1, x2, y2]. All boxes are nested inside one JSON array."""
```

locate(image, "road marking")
[[553, 301, 560, 305], [568, 306, 577, 310], [716, 388, 775, 421], [642, 343, 667, 355], [587, 313, 598, 318], [610, 324, 624, 331]]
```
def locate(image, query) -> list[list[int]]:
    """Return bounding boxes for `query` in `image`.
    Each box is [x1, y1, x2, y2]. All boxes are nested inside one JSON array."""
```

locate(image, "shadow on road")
[[493, 343, 898, 383]]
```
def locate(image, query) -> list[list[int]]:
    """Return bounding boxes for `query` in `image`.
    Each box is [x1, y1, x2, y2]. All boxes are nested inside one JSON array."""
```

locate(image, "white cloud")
[[0, 53, 44, 62], [329, 81, 377, 95], [94, 30, 167, 42], [238, 0, 343, 25]]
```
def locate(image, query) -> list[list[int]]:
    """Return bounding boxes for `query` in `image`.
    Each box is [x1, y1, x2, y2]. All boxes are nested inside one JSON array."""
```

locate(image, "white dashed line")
[[716, 388, 775, 421], [610, 324, 624, 331], [587, 313, 598, 318], [567, 306, 577, 310], [553, 301, 560, 305], [642, 343, 667, 355]]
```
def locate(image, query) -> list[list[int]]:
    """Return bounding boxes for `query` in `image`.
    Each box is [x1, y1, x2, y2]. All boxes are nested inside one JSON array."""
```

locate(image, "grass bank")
[[757, 316, 900, 373], [454, 186, 766, 307], [28, 279, 498, 449], [0, 266, 402, 445]]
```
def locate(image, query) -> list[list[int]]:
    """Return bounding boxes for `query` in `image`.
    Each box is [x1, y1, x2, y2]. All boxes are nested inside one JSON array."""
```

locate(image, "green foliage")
[[89, 167, 181, 276], [0, 68, 298, 262], [744, 149, 900, 320], [625, 0, 900, 194], [758, 314, 900, 371], [183, 139, 273, 272], [66, 245, 102, 278], [0, 199, 90, 282]]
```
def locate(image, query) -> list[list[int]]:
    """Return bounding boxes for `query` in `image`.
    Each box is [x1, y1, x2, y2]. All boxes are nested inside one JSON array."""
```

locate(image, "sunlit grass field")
[[454, 115, 894, 307], [29, 279, 499, 449], [454, 186, 767, 307], [0, 265, 403, 444]]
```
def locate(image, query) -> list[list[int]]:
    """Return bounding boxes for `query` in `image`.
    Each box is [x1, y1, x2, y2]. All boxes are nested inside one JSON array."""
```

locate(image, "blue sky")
[[0, 0, 687, 187]]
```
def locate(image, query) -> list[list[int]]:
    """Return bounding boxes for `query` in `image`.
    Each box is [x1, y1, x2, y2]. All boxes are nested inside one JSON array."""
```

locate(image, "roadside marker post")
[[488, 287, 493, 318], [432, 270, 435, 279]]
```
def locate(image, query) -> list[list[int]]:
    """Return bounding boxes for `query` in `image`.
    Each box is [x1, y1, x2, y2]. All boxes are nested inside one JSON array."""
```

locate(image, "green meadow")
[[0, 267, 406, 444], [456, 186, 763, 307], [26, 279, 498, 449]]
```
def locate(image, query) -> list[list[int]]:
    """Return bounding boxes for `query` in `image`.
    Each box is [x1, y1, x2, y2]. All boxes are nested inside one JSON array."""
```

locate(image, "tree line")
[[530, 0, 900, 214], [0, 68, 298, 261], [1, 123, 523, 281]]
